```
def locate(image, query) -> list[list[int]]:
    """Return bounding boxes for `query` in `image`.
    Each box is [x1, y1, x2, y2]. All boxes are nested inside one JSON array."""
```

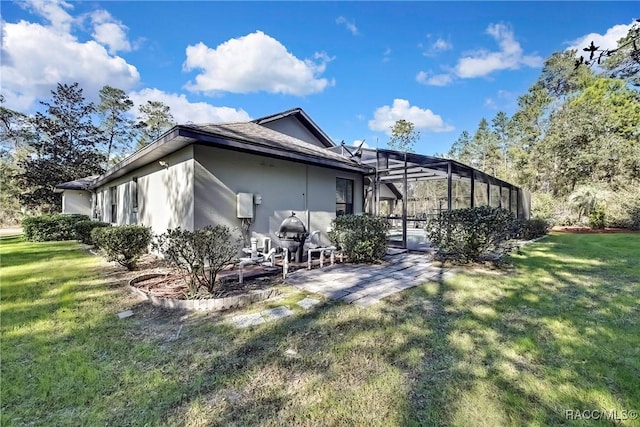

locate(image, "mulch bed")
[[131, 272, 281, 300]]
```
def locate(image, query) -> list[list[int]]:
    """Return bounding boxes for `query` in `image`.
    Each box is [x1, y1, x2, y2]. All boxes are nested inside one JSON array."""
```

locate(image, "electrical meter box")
[[237, 193, 254, 218]]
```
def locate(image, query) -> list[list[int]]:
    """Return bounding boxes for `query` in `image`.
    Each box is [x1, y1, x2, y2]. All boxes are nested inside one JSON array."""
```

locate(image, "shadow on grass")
[[2, 233, 639, 426]]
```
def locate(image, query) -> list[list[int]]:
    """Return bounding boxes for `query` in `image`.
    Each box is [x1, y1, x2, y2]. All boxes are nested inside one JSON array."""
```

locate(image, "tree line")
[[0, 84, 176, 221], [443, 26, 639, 227]]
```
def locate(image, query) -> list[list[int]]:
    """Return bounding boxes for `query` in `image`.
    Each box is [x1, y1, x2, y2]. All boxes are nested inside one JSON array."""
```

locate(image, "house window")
[[132, 177, 138, 211], [336, 178, 354, 216], [110, 186, 117, 223]]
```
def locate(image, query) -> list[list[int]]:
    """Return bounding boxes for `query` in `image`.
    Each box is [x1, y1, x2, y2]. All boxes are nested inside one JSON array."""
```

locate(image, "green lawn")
[[1, 233, 639, 426]]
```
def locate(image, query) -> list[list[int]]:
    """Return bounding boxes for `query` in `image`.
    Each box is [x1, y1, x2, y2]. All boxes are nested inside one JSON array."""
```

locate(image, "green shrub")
[[513, 218, 550, 240], [588, 207, 606, 229], [329, 215, 390, 263], [22, 214, 90, 242], [604, 188, 640, 230], [74, 220, 111, 245], [425, 206, 516, 263], [154, 226, 240, 297], [92, 225, 152, 270]]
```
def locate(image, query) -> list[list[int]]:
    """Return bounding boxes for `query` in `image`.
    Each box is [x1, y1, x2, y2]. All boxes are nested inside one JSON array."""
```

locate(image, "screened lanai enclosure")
[[331, 146, 531, 250]]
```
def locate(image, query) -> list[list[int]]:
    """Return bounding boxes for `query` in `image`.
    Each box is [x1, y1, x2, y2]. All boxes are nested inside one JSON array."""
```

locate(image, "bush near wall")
[[154, 226, 241, 297], [425, 206, 516, 263], [329, 214, 390, 263], [74, 220, 112, 245], [513, 218, 550, 240], [22, 214, 90, 242], [92, 225, 152, 270]]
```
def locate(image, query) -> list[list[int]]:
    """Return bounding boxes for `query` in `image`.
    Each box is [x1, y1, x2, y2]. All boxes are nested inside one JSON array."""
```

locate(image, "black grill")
[[276, 212, 309, 262]]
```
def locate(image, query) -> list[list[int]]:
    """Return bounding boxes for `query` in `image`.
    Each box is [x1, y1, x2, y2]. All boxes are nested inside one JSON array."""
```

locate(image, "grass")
[[1, 233, 639, 426]]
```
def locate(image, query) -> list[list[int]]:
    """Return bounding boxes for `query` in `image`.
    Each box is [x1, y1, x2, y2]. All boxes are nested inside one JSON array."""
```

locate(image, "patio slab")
[[286, 252, 451, 306]]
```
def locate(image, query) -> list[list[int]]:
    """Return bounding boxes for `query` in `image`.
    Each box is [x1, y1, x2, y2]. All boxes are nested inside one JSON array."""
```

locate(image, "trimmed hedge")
[[329, 214, 390, 263], [425, 206, 516, 263], [92, 225, 152, 270], [74, 220, 112, 245], [513, 218, 550, 240], [22, 214, 90, 242]]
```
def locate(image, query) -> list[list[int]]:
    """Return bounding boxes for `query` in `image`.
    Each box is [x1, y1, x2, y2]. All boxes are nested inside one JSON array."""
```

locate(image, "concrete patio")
[[285, 252, 453, 307]]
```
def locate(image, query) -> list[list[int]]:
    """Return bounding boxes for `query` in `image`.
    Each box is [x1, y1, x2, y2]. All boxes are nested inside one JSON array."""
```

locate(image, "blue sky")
[[1, 1, 636, 155]]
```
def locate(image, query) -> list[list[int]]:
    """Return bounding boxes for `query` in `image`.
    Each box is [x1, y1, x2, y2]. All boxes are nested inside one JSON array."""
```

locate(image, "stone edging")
[[128, 273, 279, 311]]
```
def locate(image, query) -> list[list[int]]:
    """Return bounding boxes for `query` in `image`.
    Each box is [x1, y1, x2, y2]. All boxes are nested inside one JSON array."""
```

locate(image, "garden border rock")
[[128, 273, 280, 312]]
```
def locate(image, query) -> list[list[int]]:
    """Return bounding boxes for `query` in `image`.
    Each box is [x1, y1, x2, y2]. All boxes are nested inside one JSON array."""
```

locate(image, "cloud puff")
[[336, 16, 358, 35], [352, 139, 370, 148], [1, 19, 140, 110], [183, 31, 334, 96], [484, 89, 517, 110], [421, 36, 453, 56], [416, 71, 453, 87], [383, 47, 392, 63], [90, 10, 132, 54], [21, 0, 75, 33], [455, 23, 542, 78], [416, 23, 541, 87], [129, 88, 251, 124], [368, 99, 454, 134], [566, 23, 632, 56]]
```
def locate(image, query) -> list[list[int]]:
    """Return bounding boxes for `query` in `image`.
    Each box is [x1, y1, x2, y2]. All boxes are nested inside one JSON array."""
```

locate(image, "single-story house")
[[57, 109, 376, 246], [56, 108, 529, 249]]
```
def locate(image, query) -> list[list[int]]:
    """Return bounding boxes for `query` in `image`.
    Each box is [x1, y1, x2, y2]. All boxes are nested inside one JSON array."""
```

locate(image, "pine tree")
[[18, 83, 106, 213], [97, 85, 136, 169]]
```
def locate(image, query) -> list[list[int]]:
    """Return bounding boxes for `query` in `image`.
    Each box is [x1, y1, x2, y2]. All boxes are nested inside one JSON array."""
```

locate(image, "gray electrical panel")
[[237, 193, 254, 218]]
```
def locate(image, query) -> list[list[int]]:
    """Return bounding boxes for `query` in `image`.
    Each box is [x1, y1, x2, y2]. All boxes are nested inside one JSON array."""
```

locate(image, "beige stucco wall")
[[95, 146, 194, 234], [193, 145, 363, 247], [62, 190, 92, 216]]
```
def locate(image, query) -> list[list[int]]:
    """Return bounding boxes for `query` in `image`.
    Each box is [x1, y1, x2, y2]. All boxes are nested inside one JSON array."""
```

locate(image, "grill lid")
[[276, 212, 308, 239]]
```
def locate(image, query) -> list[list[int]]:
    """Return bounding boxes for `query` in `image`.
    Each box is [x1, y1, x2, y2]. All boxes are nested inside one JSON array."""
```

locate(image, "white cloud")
[[183, 31, 334, 96], [90, 10, 132, 54], [22, 0, 75, 33], [383, 47, 392, 63], [432, 38, 452, 52], [1, 19, 140, 111], [352, 139, 370, 148], [336, 16, 358, 35], [484, 89, 517, 110], [416, 71, 453, 87], [455, 23, 542, 78], [368, 99, 454, 134], [129, 88, 251, 124], [422, 36, 452, 56], [566, 23, 632, 57]]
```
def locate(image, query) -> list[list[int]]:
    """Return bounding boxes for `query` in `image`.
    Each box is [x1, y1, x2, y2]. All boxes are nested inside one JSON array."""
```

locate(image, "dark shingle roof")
[[252, 107, 334, 148], [181, 122, 365, 169], [55, 175, 98, 191]]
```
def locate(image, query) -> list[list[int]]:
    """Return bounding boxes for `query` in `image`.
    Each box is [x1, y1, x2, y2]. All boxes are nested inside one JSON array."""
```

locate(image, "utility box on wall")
[[237, 193, 254, 218]]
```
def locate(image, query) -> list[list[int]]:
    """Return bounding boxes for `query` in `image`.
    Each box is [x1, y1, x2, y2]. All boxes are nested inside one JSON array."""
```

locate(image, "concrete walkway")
[[285, 252, 451, 307]]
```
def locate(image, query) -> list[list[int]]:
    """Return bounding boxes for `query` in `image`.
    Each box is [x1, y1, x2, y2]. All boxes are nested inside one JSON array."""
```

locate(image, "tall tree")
[[539, 51, 592, 98], [0, 95, 35, 223], [491, 111, 512, 180], [97, 85, 136, 169], [447, 131, 473, 165], [387, 119, 420, 152], [18, 83, 105, 213], [602, 22, 640, 87], [136, 101, 176, 149], [471, 118, 501, 176], [509, 82, 553, 191]]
